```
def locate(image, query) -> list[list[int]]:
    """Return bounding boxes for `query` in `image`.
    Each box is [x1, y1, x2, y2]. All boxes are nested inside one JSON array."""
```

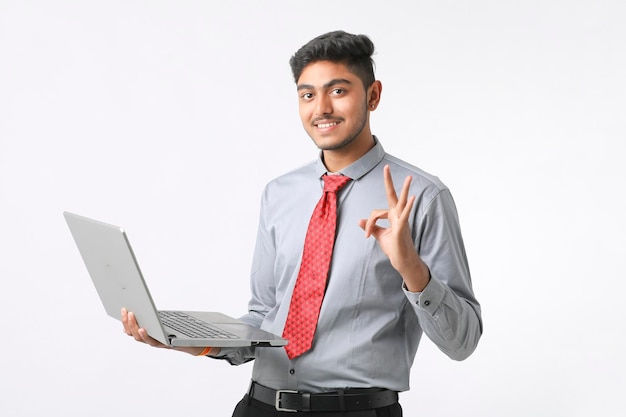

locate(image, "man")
[[123, 30, 482, 416]]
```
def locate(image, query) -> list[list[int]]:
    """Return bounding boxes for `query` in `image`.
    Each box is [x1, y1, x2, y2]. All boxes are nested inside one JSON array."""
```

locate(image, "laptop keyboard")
[[158, 311, 239, 339]]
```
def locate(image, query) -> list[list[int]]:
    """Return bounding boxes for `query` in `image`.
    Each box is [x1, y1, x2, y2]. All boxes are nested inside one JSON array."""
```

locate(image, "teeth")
[[317, 122, 338, 129]]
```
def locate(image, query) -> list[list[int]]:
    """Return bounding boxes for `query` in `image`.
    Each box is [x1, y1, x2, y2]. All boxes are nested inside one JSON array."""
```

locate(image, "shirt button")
[[289, 369, 295, 375], [424, 300, 431, 306]]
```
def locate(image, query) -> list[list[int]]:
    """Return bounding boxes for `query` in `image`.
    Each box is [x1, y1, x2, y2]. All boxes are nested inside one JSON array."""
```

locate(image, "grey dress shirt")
[[216, 138, 482, 393]]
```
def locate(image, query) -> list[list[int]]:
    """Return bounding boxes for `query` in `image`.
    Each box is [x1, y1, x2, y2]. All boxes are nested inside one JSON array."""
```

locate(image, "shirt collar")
[[315, 136, 385, 180]]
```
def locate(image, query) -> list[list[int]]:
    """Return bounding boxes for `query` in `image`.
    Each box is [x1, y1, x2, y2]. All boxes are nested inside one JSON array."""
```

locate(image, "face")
[[296, 61, 379, 153]]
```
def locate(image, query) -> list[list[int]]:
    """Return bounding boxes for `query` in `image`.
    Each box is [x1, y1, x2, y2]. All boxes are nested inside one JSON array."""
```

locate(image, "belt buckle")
[[275, 389, 299, 412]]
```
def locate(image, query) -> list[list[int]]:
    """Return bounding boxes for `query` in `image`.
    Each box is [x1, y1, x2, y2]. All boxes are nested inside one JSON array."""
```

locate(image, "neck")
[[322, 132, 375, 172]]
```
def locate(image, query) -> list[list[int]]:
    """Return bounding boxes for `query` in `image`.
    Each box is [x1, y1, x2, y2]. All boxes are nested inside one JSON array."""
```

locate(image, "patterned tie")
[[283, 174, 351, 359]]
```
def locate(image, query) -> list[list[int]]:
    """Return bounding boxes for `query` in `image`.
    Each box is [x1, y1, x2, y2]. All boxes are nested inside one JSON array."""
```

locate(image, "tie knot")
[[323, 174, 351, 193]]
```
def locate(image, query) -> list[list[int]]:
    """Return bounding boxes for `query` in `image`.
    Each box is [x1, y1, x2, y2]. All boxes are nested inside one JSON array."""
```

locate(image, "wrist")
[[195, 346, 221, 357], [400, 258, 431, 292], [174, 346, 215, 356], [196, 347, 212, 356]]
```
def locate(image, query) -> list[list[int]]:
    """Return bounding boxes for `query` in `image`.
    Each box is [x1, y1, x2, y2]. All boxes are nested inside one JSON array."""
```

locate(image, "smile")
[[316, 121, 339, 129]]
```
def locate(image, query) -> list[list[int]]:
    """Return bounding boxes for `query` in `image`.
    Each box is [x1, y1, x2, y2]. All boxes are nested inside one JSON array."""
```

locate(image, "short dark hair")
[[289, 30, 376, 88]]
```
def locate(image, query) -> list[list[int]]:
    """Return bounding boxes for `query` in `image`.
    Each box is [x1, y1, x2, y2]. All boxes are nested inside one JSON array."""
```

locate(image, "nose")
[[314, 94, 332, 116]]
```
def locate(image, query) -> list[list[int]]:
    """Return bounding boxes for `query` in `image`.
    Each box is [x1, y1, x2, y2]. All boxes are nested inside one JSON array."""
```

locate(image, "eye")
[[330, 88, 345, 96], [300, 92, 314, 101]]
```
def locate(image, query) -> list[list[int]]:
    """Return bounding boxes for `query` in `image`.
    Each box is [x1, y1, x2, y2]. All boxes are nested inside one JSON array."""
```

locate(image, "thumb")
[[359, 219, 384, 240]]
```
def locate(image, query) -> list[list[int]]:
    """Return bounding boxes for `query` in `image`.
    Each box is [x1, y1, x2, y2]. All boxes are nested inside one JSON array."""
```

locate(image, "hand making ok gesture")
[[358, 165, 431, 292]]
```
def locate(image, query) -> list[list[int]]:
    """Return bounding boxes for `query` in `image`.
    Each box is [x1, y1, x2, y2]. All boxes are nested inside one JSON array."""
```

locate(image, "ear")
[[367, 80, 383, 111]]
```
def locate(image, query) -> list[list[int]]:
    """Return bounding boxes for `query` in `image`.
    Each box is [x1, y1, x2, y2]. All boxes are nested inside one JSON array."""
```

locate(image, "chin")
[[314, 140, 341, 151], [318, 137, 358, 151]]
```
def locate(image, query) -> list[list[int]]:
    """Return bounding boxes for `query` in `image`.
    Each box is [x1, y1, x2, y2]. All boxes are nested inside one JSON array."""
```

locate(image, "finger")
[[138, 328, 167, 348], [367, 223, 386, 240], [359, 217, 386, 237], [397, 175, 413, 211], [400, 195, 416, 223], [123, 309, 167, 348], [121, 307, 132, 335], [383, 165, 399, 208], [127, 311, 144, 342], [360, 209, 388, 237]]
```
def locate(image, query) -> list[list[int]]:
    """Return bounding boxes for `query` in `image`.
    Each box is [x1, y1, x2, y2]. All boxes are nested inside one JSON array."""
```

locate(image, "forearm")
[[405, 276, 482, 360]]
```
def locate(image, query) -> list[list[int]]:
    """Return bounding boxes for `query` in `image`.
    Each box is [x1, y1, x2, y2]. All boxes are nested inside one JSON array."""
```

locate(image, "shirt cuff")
[[402, 275, 446, 316]]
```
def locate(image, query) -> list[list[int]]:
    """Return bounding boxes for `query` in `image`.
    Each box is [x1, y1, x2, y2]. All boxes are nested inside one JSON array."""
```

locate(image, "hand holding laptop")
[[121, 308, 220, 356], [63, 212, 287, 350]]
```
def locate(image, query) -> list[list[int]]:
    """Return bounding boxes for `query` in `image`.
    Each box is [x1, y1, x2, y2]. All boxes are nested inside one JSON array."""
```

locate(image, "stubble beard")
[[310, 100, 369, 151]]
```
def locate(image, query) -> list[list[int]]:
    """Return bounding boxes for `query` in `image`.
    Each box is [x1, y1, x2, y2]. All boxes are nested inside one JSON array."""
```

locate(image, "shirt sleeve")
[[404, 188, 483, 361]]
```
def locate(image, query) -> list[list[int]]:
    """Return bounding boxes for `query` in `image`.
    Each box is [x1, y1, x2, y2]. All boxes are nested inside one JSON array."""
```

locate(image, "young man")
[[123, 30, 482, 416]]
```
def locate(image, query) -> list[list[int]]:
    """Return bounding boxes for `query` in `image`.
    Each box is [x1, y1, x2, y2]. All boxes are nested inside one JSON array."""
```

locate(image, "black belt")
[[248, 381, 399, 413]]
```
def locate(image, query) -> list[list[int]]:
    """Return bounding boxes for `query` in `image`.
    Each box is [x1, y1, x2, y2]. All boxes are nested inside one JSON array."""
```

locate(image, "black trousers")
[[231, 395, 403, 417]]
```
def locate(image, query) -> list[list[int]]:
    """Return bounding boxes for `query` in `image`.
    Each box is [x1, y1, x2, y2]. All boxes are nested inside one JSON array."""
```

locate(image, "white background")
[[1, 1, 624, 416]]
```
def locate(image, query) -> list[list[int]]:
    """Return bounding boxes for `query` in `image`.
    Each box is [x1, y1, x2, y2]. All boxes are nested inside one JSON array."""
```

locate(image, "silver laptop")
[[64, 211, 287, 348]]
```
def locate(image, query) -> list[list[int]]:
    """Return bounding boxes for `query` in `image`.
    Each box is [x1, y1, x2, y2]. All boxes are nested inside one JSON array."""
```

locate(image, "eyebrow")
[[297, 78, 353, 91]]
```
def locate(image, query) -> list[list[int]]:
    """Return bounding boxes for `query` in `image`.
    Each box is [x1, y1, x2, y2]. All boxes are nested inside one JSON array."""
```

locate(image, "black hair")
[[289, 30, 376, 88]]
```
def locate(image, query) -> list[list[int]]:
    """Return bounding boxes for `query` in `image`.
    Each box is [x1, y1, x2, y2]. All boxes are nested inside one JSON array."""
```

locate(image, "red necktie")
[[283, 174, 351, 359]]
